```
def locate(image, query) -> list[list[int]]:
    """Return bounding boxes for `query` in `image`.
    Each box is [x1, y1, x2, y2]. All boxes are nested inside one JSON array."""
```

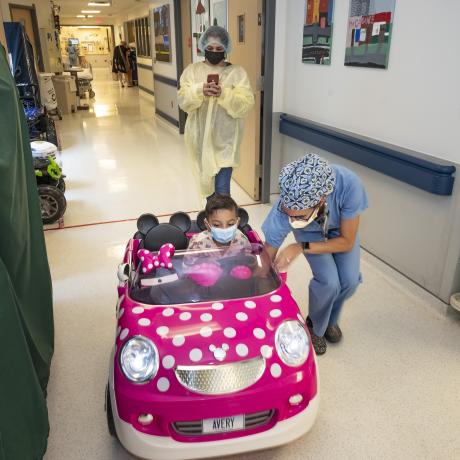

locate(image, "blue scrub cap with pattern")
[[279, 154, 336, 210], [199, 26, 232, 53]]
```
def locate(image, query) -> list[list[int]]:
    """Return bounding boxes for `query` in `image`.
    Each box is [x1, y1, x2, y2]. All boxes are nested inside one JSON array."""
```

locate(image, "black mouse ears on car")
[[169, 211, 192, 233], [135, 212, 191, 251], [238, 208, 249, 228], [136, 212, 192, 237]]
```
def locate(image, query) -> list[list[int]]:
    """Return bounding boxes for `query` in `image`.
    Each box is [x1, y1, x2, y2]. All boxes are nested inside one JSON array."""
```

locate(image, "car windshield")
[[129, 243, 280, 305]]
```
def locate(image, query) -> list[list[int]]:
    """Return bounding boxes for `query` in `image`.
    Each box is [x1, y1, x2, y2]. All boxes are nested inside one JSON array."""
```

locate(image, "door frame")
[[9, 3, 44, 72], [259, 0, 275, 203], [174, 0, 276, 202], [173, 0, 187, 134]]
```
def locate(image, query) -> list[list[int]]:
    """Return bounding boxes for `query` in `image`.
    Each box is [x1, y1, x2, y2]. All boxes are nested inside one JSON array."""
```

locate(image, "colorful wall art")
[[153, 4, 171, 63], [345, 0, 396, 69], [302, 0, 335, 65]]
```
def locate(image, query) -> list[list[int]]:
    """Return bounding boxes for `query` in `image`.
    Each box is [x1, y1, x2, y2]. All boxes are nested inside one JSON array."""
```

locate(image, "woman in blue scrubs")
[[262, 154, 368, 355]]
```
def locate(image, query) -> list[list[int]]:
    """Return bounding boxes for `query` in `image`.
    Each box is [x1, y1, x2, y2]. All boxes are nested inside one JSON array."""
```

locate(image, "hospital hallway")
[[41, 69, 460, 460]]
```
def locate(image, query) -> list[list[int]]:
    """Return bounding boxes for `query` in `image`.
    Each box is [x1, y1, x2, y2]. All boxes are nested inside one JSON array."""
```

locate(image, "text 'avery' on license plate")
[[202, 415, 244, 433]]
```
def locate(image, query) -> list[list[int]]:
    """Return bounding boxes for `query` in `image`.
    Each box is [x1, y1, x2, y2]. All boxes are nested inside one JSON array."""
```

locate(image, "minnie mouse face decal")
[[209, 343, 230, 361]]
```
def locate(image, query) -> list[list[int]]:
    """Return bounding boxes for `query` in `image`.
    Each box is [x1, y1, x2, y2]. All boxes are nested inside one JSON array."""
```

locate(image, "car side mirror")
[[117, 263, 130, 283]]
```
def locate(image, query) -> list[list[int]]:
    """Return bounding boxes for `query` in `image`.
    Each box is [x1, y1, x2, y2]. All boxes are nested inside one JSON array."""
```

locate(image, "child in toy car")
[[106, 209, 319, 460]]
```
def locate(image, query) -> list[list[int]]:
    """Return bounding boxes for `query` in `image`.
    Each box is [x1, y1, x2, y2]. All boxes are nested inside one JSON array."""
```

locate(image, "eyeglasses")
[[277, 201, 318, 222], [278, 201, 330, 240]]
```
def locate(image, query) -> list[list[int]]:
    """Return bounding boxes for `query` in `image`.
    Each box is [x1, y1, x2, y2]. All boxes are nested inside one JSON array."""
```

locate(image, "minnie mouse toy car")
[[106, 210, 319, 459]]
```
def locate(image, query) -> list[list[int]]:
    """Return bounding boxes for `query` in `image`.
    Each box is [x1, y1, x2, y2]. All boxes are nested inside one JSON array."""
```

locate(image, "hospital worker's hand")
[[275, 243, 303, 271]]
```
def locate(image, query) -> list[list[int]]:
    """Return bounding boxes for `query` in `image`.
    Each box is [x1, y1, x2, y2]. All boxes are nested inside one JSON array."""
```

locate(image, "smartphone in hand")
[[207, 74, 219, 85]]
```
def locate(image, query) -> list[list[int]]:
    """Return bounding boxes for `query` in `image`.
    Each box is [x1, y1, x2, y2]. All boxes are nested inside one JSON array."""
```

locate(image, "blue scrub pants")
[[214, 167, 233, 195], [304, 240, 362, 337]]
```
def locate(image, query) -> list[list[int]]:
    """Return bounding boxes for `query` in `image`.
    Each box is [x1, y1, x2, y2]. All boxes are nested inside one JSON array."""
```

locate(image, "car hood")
[[116, 282, 304, 367]]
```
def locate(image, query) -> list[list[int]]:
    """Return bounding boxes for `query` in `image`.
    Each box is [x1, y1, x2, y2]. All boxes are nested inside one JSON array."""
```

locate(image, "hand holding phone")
[[204, 74, 221, 97], [207, 74, 219, 85]]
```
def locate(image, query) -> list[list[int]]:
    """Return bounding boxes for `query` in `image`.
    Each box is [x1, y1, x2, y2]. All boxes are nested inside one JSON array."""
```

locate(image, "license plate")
[[202, 415, 244, 434]]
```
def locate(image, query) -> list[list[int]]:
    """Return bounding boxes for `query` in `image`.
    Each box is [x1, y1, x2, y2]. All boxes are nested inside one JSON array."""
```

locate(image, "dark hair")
[[205, 195, 238, 219]]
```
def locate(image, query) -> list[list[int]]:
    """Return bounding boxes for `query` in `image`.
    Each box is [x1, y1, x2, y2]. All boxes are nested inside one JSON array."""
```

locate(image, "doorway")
[[9, 3, 44, 71], [178, 0, 275, 202]]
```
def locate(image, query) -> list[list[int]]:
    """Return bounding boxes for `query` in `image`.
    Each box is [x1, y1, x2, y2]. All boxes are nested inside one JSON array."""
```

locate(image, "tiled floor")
[[43, 70, 460, 460]]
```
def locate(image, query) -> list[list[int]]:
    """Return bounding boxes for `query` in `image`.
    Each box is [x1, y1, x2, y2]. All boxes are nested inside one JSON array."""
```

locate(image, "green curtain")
[[0, 45, 54, 459]]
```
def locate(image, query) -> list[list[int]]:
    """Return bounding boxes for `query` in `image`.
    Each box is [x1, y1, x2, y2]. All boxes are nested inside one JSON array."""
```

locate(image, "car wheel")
[[105, 383, 118, 438], [37, 185, 67, 224]]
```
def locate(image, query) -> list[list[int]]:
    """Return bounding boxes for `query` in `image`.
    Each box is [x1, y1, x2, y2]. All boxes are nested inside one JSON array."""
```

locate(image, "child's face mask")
[[210, 224, 238, 244]]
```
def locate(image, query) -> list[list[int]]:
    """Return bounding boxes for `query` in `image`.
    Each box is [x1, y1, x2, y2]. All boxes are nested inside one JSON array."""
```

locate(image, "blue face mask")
[[210, 224, 237, 244]]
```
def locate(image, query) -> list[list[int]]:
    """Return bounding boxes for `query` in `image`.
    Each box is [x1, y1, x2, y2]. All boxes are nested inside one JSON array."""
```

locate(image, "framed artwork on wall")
[[210, 0, 227, 29], [153, 4, 171, 63], [344, 0, 396, 69], [191, 0, 210, 62], [302, 0, 335, 65]]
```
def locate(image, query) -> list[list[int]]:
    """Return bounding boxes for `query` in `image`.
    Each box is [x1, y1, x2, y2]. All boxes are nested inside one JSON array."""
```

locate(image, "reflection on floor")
[[51, 68, 255, 228], [43, 70, 460, 460]]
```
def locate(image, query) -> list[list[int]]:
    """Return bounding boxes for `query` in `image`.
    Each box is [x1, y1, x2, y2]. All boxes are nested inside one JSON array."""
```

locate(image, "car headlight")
[[275, 320, 310, 367], [120, 336, 159, 383]]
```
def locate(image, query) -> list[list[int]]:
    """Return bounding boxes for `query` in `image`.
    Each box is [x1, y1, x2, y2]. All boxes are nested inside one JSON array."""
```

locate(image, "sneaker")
[[306, 316, 327, 355], [325, 324, 342, 343]]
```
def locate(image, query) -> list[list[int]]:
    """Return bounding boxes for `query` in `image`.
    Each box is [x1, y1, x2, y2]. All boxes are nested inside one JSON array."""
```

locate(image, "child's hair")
[[205, 195, 238, 219]]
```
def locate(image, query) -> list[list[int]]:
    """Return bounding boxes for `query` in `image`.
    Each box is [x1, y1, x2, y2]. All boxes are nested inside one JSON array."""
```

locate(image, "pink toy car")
[[106, 211, 319, 460]]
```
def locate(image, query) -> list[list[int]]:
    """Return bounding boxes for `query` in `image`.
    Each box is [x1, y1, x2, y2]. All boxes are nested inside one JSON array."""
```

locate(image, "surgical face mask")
[[210, 224, 237, 244], [289, 206, 320, 229], [205, 50, 225, 65]]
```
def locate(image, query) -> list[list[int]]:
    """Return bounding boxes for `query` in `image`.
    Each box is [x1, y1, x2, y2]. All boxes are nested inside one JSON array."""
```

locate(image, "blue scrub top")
[[262, 164, 368, 248]]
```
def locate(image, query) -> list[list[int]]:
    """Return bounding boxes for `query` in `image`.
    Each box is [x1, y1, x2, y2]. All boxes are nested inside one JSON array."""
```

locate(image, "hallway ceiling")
[[58, 0, 149, 19]]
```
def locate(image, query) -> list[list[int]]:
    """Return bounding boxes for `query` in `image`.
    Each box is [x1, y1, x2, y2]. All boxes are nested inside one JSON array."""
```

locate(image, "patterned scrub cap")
[[279, 153, 336, 210]]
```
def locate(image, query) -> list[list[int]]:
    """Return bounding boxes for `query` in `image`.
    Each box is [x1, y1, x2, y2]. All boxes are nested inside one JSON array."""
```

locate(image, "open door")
[[9, 4, 44, 71], [227, 0, 263, 200]]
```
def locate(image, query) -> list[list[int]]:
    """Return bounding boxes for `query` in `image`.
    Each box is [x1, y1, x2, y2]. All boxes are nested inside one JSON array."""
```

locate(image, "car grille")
[[172, 410, 275, 436], [175, 357, 266, 395]]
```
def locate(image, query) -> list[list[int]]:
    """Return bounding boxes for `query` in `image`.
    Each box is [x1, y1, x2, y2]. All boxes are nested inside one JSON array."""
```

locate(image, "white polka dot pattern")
[[211, 303, 224, 310], [132, 306, 144, 314], [200, 326, 213, 337], [200, 313, 213, 322], [156, 326, 169, 337], [270, 295, 282, 303], [223, 327, 236, 338], [236, 312, 248, 322], [118, 308, 124, 319], [119, 328, 129, 340], [179, 312, 191, 321], [162, 355, 175, 369], [244, 301, 256, 309], [253, 328, 266, 339], [138, 318, 151, 327], [157, 377, 170, 392], [236, 344, 249, 357], [172, 335, 185, 347], [261, 345, 273, 359], [189, 348, 203, 362], [163, 308, 174, 317], [270, 363, 282, 378], [270, 309, 282, 318]]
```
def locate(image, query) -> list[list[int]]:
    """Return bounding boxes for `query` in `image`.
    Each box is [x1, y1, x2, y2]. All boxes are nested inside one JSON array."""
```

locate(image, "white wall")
[[272, 0, 460, 302], [275, 0, 460, 164]]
